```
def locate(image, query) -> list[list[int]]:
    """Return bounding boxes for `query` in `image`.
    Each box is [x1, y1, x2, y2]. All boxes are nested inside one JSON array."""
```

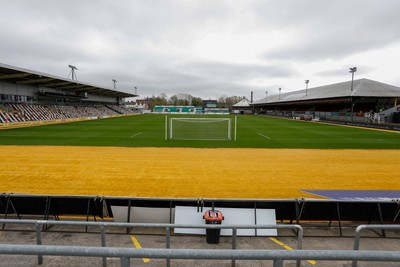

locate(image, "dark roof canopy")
[[0, 63, 136, 98]]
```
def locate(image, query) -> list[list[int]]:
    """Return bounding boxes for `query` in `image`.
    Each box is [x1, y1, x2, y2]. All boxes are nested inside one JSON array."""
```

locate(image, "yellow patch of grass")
[[1, 146, 399, 199]]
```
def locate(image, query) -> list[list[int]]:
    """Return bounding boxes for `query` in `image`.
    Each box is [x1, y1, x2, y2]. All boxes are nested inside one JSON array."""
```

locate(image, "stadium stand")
[[252, 78, 400, 124], [106, 104, 135, 115], [0, 103, 137, 124], [204, 107, 229, 114], [0, 63, 137, 125], [153, 105, 197, 113]]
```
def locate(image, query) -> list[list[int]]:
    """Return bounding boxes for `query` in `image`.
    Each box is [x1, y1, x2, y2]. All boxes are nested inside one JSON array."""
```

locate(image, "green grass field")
[[0, 114, 399, 148]]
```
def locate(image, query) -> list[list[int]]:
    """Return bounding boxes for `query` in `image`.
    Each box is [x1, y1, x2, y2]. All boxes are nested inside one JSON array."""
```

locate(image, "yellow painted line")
[[130, 235, 150, 263], [269, 237, 316, 265]]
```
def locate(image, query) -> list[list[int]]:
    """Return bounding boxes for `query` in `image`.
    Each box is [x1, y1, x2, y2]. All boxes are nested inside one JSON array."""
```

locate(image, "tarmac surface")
[[1, 220, 400, 267]]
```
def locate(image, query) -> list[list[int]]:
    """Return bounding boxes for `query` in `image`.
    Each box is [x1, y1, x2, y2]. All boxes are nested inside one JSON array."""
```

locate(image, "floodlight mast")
[[112, 79, 117, 89], [279, 88, 281, 100], [349, 67, 357, 122], [305, 80, 309, 96], [68, 65, 78, 81], [349, 67, 357, 92]]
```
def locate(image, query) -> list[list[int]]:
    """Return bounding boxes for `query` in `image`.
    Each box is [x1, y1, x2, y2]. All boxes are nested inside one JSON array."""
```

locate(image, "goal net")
[[169, 117, 232, 140]]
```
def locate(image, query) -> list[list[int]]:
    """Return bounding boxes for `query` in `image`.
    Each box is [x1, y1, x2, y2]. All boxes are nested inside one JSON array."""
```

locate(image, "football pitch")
[[0, 114, 399, 148], [1, 114, 400, 199]]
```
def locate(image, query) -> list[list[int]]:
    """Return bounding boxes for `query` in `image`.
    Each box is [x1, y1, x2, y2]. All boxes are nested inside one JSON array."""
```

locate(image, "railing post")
[[377, 204, 386, 237], [166, 226, 171, 267], [35, 223, 43, 265], [231, 227, 237, 267], [352, 225, 364, 267], [126, 200, 131, 234], [100, 225, 107, 267], [295, 225, 303, 267], [273, 259, 284, 267], [120, 257, 130, 267]]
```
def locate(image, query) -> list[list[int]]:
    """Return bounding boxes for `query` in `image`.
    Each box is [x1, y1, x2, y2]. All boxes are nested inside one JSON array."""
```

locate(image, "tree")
[[169, 93, 194, 106], [169, 95, 178, 105], [217, 95, 227, 108], [148, 94, 168, 110], [191, 96, 203, 107], [217, 95, 248, 110]]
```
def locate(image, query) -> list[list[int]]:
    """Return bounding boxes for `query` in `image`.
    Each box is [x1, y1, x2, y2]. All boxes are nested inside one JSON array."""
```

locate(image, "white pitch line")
[[258, 133, 271, 140], [130, 132, 142, 138]]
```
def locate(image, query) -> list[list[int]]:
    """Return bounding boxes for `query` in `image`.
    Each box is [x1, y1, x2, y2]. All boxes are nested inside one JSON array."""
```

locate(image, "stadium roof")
[[0, 62, 136, 98], [233, 99, 251, 107], [253, 78, 400, 105]]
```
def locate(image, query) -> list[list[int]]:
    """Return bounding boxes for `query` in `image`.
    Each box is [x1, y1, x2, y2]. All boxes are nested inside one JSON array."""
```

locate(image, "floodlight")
[[68, 65, 78, 80], [349, 67, 357, 73]]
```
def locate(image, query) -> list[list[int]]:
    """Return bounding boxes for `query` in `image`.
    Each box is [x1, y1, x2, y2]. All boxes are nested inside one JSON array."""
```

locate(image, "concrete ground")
[[0, 221, 400, 267]]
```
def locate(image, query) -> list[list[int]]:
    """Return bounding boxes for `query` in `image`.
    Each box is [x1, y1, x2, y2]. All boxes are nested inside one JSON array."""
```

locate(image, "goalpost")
[[165, 116, 237, 141]]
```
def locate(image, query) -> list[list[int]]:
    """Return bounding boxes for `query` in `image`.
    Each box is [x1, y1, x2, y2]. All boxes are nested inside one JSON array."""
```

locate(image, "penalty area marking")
[[130, 132, 142, 138], [258, 133, 271, 140]]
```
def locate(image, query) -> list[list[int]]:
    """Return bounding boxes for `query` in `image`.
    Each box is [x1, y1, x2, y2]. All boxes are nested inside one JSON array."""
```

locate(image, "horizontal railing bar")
[[0, 245, 400, 261], [0, 219, 302, 230], [0, 218, 303, 266], [356, 225, 400, 232]]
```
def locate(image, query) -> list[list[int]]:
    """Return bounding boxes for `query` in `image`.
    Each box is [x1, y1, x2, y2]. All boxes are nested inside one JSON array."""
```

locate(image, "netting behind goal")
[[169, 117, 231, 140]]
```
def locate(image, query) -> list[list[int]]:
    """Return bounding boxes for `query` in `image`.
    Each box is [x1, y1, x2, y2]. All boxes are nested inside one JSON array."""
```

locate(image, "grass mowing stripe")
[[0, 114, 399, 149]]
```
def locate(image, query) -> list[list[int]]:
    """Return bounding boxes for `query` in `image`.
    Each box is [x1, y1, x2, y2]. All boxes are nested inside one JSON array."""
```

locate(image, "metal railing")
[[0, 219, 303, 267], [1, 244, 400, 267], [352, 224, 400, 267], [3, 219, 400, 267]]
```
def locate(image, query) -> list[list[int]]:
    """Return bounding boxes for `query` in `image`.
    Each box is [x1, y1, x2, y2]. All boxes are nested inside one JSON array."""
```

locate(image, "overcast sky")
[[1, 0, 400, 101]]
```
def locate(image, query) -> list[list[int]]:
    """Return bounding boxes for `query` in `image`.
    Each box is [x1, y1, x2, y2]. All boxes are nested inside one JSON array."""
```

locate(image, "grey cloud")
[[1, 0, 399, 99], [139, 61, 298, 98], [183, 61, 298, 81], [314, 65, 375, 78], [257, 0, 400, 61], [83, 59, 298, 98], [109, 61, 269, 99], [314, 68, 350, 77]]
